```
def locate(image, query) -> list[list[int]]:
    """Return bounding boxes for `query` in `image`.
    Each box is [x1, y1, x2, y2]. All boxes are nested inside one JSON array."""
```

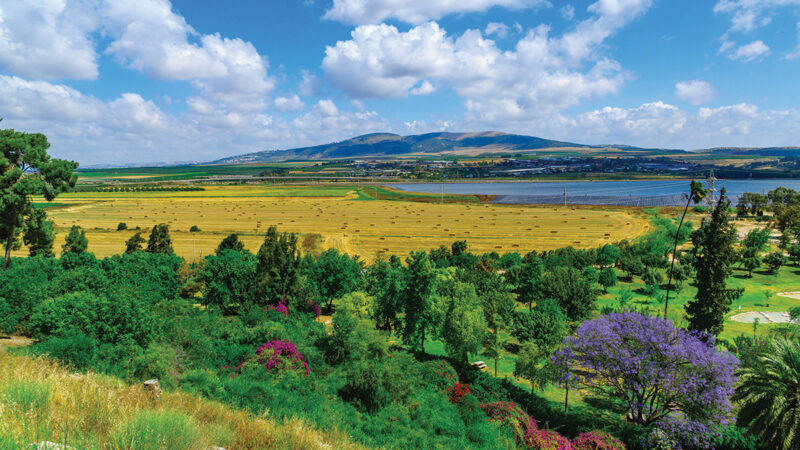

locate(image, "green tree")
[[215, 233, 245, 255], [598, 267, 617, 293], [117, 222, 127, 231], [402, 251, 437, 352], [516, 256, 543, 312], [22, 208, 55, 257], [510, 298, 568, 351], [642, 267, 663, 297], [595, 244, 621, 268], [734, 338, 800, 450], [1, 125, 77, 269], [438, 282, 486, 364], [309, 248, 363, 312], [146, 223, 174, 255], [199, 249, 257, 314], [337, 291, 374, 318], [664, 180, 707, 318], [764, 251, 787, 275], [514, 341, 556, 394], [777, 206, 800, 231], [125, 231, 146, 254], [255, 225, 300, 304], [742, 255, 761, 278], [541, 266, 596, 321], [686, 188, 743, 335], [367, 256, 405, 332], [61, 225, 88, 255]]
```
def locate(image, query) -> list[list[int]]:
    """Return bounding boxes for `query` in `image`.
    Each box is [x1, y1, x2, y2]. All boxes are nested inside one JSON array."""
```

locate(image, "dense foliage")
[[1, 183, 789, 449]]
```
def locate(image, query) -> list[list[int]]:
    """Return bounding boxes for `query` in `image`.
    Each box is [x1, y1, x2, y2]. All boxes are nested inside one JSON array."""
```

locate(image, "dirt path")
[[0, 335, 34, 348]]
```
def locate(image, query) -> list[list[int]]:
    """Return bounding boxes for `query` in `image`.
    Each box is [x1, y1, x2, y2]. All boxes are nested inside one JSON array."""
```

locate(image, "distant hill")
[[702, 147, 800, 157], [213, 131, 615, 163]]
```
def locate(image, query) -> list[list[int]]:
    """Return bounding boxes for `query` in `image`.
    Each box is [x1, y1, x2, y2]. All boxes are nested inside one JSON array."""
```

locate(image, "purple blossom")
[[234, 339, 310, 376], [644, 414, 716, 449], [265, 299, 289, 317], [551, 312, 737, 430], [309, 299, 321, 318]]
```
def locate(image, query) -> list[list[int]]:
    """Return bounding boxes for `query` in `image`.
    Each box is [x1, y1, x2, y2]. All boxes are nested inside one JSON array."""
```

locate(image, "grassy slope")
[[0, 348, 361, 450]]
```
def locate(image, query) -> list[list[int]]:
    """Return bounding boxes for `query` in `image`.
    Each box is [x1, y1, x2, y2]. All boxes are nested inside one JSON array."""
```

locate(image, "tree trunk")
[[664, 196, 692, 318], [494, 357, 498, 377], [564, 384, 569, 413], [3, 222, 15, 270]]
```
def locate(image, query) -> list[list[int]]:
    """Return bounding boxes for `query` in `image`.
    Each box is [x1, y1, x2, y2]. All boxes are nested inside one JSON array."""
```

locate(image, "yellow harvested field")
[[17, 185, 650, 261]]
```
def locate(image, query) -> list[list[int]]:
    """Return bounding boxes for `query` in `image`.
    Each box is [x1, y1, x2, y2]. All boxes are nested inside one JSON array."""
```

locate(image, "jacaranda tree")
[[552, 312, 738, 443]]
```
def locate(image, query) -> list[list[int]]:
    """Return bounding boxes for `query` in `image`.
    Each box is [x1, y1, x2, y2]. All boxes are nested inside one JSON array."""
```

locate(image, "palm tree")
[[664, 180, 707, 318], [734, 338, 800, 450]]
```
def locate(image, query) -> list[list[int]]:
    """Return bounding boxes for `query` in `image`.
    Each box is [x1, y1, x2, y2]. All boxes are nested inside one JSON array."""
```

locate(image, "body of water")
[[388, 179, 800, 206]]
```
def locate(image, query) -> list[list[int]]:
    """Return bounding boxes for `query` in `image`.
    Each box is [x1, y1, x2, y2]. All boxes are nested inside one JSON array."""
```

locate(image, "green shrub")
[[1, 380, 52, 416], [117, 222, 128, 231], [189, 225, 200, 232], [112, 410, 200, 450], [37, 331, 97, 370]]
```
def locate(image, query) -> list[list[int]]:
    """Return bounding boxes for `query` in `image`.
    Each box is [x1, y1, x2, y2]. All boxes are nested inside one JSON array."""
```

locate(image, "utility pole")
[[441, 182, 444, 205], [563, 187, 567, 207], [706, 169, 717, 213]]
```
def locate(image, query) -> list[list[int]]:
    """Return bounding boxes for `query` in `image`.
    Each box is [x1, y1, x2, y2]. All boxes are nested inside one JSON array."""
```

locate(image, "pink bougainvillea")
[[233, 340, 310, 376], [526, 429, 575, 450], [572, 431, 626, 450], [265, 300, 289, 317], [479, 401, 538, 445]]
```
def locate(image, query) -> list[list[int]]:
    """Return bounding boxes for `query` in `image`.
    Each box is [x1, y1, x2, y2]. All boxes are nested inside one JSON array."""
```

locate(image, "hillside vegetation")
[[0, 349, 359, 449]]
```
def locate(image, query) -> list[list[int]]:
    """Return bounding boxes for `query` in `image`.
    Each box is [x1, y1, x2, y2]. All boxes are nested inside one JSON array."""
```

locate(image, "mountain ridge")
[[212, 131, 632, 163]]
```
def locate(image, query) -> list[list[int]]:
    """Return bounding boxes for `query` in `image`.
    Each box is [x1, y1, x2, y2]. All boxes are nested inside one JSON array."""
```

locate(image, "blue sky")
[[1, 0, 800, 165]]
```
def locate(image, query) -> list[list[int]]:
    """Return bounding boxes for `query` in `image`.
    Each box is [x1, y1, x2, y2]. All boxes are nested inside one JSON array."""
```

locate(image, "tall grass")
[[0, 349, 361, 449]]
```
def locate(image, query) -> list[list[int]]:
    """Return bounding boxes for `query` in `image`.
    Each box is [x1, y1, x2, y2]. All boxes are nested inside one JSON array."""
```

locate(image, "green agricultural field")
[[15, 184, 649, 262]]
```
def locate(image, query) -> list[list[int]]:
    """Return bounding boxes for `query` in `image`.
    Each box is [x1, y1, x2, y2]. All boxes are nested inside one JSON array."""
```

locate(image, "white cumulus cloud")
[[274, 95, 306, 112], [675, 80, 717, 105], [323, 0, 652, 125], [0, 0, 100, 80], [323, 0, 550, 25], [730, 40, 770, 61]]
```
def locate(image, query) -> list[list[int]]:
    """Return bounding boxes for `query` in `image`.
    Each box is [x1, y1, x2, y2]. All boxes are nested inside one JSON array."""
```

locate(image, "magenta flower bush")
[[234, 339, 310, 376], [309, 299, 321, 318], [572, 431, 625, 449], [552, 312, 737, 444], [265, 300, 289, 317], [479, 401, 538, 445], [421, 360, 459, 390], [527, 429, 575, 450]]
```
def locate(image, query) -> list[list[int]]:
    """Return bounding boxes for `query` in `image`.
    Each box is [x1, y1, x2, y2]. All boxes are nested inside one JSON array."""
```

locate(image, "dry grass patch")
[[15, 185, 650, 262], [0, 351, 360, 449]]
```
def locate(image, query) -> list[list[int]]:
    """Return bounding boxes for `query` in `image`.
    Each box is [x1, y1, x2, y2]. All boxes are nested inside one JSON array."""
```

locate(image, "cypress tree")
[[686, 188, 743, 336]]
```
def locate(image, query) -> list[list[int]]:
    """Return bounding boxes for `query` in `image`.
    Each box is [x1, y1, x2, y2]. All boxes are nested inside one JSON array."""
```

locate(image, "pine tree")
[[124, 231, 146, 254], [686, 188, 743, 335], [146, 223, 174, 254], [215, 233, 245, 255], [22, 208, 55, 257], [61, 225, 88, 255]]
